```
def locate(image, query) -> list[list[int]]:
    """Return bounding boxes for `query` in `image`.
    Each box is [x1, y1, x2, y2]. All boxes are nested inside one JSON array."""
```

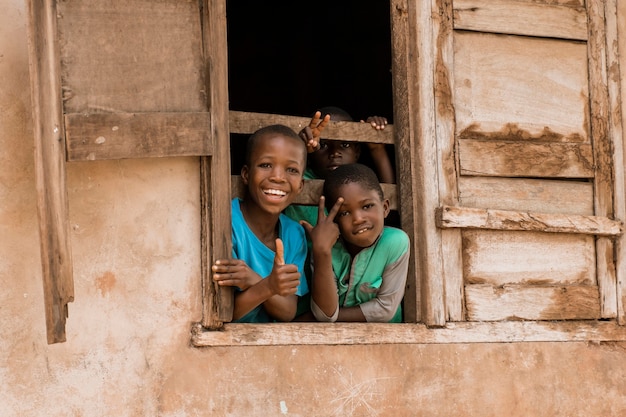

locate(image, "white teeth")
[[264, 189, 286, 196], [355, 228, 369, 234]]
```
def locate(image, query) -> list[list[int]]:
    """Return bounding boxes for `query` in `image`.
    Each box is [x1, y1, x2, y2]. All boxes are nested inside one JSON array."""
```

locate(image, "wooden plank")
[[453, 0, 588, 40], [459, 140, 594, 178], [231, 176, 398, 210], [65, 112, 212, 161], [229, 110, 395, 144], [437, 205, 623, 236], [27, 0, 74, 344], [454, 32, 589, 141], [605, 0, 626, 324], [461, 230, 595, 286], [465, 284, 601, 321], [200, 0, 233, 328], [57, 0, 205, 113], [587, 0, 618, 319], [433, 0, 465, 322], [458, 177, 594, 215], [191, 320, 626, 347]]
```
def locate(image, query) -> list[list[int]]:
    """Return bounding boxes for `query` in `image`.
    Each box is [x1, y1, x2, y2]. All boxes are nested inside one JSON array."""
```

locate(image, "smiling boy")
[[301, 163, 409, 322], [212, 124, 309, 322]]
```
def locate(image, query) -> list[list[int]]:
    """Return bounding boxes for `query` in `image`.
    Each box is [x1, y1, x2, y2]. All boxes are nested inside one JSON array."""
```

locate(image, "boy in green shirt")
[[301, 163, 409, 322]]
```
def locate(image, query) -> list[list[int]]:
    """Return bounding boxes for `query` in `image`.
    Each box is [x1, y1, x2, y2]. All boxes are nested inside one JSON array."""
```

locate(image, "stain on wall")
[[2, 0, 626, 416]]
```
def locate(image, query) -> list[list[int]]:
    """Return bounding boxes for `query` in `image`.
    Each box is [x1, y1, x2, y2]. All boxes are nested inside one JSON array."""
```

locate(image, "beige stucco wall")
[[2, 1, 626, 416]]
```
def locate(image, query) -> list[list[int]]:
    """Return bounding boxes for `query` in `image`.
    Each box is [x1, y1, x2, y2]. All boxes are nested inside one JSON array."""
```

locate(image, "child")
[[301, 163, 409, 322], [212, 124, 309, 322], [286, 106, 394, 227]]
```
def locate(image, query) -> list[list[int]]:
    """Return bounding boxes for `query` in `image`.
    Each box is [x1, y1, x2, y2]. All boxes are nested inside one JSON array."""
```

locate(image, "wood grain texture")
[[587, 0, 618, 318], [27, 0, 74, 344], [458, 177, 594, 215], [390, 0, 423, 323], [201, 0, 233, 327], [453, 0, 588, 40], [229, 111, 395, 144], [65, 112, 213, 160], [465, 284, 601, 321], [459, 140, 594, 178], [461, 230, 595, 286], [57, 0, 205, 113], [454, 32, 589, 141], [434, 0, 465, 322], [437, 205, 623, 236], [191, 320, 626, 347]]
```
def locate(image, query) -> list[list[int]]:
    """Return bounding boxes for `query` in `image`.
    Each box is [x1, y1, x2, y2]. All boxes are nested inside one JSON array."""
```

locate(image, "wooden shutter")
[[424, 0, 624, 323], [26, 0, 233, 343]]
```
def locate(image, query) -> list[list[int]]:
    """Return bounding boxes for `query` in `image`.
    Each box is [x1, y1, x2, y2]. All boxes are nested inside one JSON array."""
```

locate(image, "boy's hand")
[[212, 259, 261, 290], [299, 111, 331, 153], [361, 115, 388, 130], [301, 196, 343, 252], [267, 238, 301, 297]]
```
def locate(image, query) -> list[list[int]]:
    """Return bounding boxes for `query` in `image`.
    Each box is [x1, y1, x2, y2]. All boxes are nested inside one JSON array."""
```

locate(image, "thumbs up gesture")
[[267, 238, 301, 297]]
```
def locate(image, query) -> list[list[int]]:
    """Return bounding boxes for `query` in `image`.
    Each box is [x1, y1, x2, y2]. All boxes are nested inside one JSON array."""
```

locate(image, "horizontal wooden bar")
[[229, 110, 395, 144], [465, 284, 600, 321], [65, 112, 212, 161], [436, 205, 623, 236], [191, 320, 626, 347], [231, 175, 398, 210], [453, 0, 588, 41], [459, 139, 594, 178]]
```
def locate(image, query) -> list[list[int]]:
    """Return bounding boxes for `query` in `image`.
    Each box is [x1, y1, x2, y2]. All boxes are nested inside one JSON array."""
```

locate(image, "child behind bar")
[[301, 163, 409, 322], [212, 125, 309, 322]]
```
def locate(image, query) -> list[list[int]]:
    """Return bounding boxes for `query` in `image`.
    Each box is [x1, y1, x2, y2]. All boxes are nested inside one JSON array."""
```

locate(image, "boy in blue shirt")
[[301, 163, 409, 322], [212, 125, 309, 322]]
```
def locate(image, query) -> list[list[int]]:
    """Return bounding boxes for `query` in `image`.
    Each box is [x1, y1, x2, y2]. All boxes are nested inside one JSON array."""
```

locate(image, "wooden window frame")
[[27, 0, 626, 346]]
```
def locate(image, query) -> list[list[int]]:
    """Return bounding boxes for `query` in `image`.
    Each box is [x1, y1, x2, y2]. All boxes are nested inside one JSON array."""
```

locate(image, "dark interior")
[[226, 0, 394, 176]]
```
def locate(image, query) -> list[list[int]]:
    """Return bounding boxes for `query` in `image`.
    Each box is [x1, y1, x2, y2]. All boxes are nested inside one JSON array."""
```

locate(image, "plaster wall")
[[2, 0, 626, 416]]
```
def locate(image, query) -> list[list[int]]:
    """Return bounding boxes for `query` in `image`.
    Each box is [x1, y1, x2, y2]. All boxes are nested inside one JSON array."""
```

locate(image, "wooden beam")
[[436, 205, 623, 236], [200, 0, 233, 328], [65, 112, 213, 161], [26, 0, 74, 344], [453, 0, 588, 41], [229, 110, 395, 144], [191, 320, 626, 347], [230, 176, 398, 210], [587, 0, 618, 319], [459, 139, 594, 178], [465, 284, 601, 321]]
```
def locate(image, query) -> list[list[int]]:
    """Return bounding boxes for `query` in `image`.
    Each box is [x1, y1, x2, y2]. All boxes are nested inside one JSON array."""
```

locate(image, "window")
[[28, 0, 626, 346]]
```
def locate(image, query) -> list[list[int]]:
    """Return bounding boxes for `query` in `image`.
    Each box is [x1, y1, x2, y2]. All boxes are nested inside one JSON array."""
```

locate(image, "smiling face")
[[332, 182, 390, 255], [241, 132, 306, 217]]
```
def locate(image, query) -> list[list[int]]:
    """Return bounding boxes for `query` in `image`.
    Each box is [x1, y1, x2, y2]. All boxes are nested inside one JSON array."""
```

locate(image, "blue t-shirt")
[[231, 198, 309, 322]]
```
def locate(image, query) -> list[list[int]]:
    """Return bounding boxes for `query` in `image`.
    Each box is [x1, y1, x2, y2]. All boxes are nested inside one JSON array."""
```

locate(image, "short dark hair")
[[323, 163, 384, 211], [318, 106, 353, 121], [245, 124, 304, 165]]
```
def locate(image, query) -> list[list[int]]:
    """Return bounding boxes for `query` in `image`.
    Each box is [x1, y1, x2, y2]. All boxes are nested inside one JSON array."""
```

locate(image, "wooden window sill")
[[191, 320, 626, 347]]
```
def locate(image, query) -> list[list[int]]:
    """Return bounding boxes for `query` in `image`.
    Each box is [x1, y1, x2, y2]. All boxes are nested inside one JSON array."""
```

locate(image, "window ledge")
[[191, 320, 626, 347]]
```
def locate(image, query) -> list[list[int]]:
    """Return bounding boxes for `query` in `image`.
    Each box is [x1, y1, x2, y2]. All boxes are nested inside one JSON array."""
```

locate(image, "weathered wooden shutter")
[[27, 0, 233, 343], [413, 0, 624, 324]]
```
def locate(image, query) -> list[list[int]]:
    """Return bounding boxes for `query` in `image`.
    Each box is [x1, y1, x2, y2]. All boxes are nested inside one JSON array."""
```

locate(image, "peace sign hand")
[[299, 111, 331, 153], [301, 196, 344, 253]]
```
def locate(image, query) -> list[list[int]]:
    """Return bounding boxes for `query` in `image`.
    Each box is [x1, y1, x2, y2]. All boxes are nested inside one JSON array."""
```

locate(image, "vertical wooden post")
[[26, 0, 74, 343], [201, 0, 233, 328], [390, 0, 446, 326], [587, 0, 618, 319], [603, 0, 626, 324]]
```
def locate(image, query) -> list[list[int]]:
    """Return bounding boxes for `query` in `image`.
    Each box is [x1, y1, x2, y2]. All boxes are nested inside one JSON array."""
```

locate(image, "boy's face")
[[309, 140, 361, 179], [333, 182, 389, 250], [241, 133, 306, 216]]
